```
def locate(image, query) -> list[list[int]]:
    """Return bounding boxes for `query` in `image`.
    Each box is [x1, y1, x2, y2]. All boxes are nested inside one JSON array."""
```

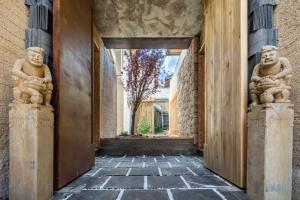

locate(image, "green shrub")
[[120, 131, 129, 136], [155, 127, 164, 134], [138, 120, 151, 134]]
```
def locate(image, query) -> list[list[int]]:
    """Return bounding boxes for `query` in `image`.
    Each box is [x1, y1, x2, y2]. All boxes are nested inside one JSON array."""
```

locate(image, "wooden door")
[[53, 0, 94, 189], [203, 0, 248, 188]]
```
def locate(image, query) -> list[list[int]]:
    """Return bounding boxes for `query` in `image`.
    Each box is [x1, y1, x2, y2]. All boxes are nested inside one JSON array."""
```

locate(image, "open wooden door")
[[203, 0, 248, 188], [53, 0, 94, 189]]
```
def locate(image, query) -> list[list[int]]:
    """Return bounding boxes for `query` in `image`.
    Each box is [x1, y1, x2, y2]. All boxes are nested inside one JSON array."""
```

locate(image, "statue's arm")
[[251, 64, 261, 82], [275, 57, 292, 79], [12, 59, 28, 79], [43, 65, 52, 83]]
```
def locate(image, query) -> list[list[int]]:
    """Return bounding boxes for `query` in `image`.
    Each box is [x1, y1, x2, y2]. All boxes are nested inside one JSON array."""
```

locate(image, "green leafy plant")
[[138, 120, 151, 134], [155, 127, 164, 134], [119, 131, 129, 136]]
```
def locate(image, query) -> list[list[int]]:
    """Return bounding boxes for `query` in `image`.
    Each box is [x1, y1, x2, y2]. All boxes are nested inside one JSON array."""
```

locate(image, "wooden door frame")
[[92, 26, 101, 149]]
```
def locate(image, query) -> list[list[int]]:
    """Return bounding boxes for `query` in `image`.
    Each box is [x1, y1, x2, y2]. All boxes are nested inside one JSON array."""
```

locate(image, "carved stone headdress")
[[261, 45, 279, 53], [26, 47, 45, 55]]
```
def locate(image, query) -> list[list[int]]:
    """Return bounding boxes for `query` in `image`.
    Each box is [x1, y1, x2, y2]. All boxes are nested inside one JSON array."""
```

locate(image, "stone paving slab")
[[147, 176, 187, 189], [97, 168, 129, 176], [70, 190, 119, 200], [183, 176, 229, 188], [95, 161, 120, 168], [171, 189, 224, 200], [85, 177, 113, 189], [146, 162, 172, 168], [118, 162, 143, 168], [104, 176, 144, 189], [121, 190, 169, 200], [188, 167, 215, 176], [161, 167, 195, 176], [52, 155, 249, 200], [130, 167, 160, 176], [183, 175, 229, 188], [220, 191, 251, 200]]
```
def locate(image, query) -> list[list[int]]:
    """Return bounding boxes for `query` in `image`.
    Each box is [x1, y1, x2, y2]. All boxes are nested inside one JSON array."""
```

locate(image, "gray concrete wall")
[[94, 0, 203, 38], [0, 1, 28, 198], [274, 1, 300, 199], [99, 43, 118, 138]]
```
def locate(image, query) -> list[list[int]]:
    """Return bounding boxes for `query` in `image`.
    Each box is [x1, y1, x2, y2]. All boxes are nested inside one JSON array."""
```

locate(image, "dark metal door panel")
[[53, 0, 94, 189]]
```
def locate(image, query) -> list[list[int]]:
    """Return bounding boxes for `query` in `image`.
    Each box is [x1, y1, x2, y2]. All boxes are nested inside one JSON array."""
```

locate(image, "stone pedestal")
[[247, 103, 293, 200], [9, 104, 54, 200]]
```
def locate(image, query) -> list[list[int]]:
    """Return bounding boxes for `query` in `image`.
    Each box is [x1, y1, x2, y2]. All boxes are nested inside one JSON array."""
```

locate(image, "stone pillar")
[[9, 104, 53, 200], [247, 103, 293, 200]]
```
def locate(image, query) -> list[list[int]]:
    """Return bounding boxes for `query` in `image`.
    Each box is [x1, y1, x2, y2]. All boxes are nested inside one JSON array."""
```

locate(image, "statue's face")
[[26, 49, 44, 66], [261, 50, 279, 66]]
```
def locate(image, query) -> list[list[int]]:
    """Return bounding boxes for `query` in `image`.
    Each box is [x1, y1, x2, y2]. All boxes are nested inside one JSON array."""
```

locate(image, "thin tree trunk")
[[130, 110, 136, 135]]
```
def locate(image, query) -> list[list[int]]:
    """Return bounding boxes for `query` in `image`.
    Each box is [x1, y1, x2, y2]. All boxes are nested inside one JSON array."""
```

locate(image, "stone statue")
[[250, 45, 292, 106], [12, 47, 53, 106]]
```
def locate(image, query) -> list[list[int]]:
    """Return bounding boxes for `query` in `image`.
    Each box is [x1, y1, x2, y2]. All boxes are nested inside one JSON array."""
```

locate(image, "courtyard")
[[52, 155, 249, 200]]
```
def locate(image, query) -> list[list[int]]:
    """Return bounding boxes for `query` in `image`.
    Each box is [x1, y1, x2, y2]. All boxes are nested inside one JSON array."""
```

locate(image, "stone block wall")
[[177, 38, 199, 141], [99, 41, 117, 138], [0, 0, 28, 198], [274, 1, 300, 199]]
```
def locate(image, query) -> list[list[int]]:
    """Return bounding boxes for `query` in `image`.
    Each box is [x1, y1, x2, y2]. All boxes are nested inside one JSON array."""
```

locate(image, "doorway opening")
[[52, 0, 248, 198], [93, 38, 202, 156]]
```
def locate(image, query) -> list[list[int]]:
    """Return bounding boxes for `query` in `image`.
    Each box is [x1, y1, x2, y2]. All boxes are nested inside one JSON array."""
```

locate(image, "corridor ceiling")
[[94, 0, 204, 38]]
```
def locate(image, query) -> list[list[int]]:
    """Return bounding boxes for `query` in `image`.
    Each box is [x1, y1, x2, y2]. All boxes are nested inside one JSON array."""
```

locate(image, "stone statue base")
[[247, 103, 293, 200], [9, 104, 54, 200]]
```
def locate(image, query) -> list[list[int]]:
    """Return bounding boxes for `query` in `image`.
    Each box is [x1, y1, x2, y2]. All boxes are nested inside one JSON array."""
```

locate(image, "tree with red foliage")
[[123, 49, 166, 135]]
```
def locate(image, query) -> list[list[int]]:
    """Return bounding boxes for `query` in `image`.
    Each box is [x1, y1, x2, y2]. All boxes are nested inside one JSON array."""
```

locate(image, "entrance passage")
[[52, 155, 248, 200]]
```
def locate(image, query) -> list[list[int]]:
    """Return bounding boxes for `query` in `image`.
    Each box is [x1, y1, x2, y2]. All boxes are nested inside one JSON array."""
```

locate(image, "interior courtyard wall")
[[99, 41, 118, 138], [177, 39, 199, 140], [0, 0, 28, 198], [274, 2, 300, 199]]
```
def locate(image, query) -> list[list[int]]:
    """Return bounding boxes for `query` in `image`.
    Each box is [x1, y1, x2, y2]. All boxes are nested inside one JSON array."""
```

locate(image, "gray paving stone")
[[97, 168, 128, 176], [104, 176, 144, 189], [146, 162, 170, 168], [67, 176, 90, 188], [51, 192, 73, 200], [71, 190, 119, 200], [188, 167, 214, 176], [95, 161, 120, 168], [85, 177, 112, 189], [169, 162, 197, 168], [118, 162, 143, 168], [53, 155, 248, 200], [122, 190, 169, 200], [161, 167, 194, 176], [220, 191, 250, 200], [171, 189, 223, 200], [113, 156, 134, 162], [147, 176, 187, 189], [183, 175, 228, 188], [130, 167, 160, 176]]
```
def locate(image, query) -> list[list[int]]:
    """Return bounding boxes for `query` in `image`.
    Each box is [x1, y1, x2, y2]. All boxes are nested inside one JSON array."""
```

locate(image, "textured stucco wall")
[[0, 0, 28, 198], [99, 42, 118, 138], [94, 0, 203, 37], [177, 39, 198, 139], [274, 1, 300, 199]]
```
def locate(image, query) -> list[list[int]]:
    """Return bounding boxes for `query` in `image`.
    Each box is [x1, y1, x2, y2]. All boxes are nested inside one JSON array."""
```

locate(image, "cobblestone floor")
[[52, 155, 249, 200]]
